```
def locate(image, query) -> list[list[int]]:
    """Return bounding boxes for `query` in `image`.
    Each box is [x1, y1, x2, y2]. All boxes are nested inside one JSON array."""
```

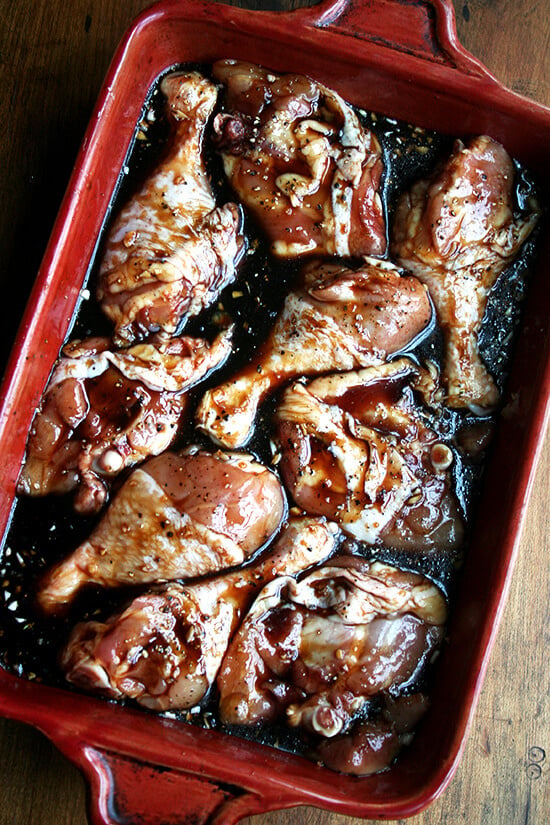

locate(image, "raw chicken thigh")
[[36, 448, 286, 615], [196, 258, 432, 448], [392, 135, 540, 411], [17, 327, 233, 515], [274, 358, 463, 551], [212, 59, 386, 258], [61, 516, 338, 710], [217, 556, 446, 738], [97, 71, 245, 345]]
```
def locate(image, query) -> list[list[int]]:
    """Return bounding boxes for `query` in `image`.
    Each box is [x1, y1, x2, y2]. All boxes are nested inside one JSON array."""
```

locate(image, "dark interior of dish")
[[0, 61, 542, 771]]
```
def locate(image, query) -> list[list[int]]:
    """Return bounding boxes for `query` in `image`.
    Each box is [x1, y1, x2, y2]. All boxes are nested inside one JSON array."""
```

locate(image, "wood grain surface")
[[0, 1, 548, 823]]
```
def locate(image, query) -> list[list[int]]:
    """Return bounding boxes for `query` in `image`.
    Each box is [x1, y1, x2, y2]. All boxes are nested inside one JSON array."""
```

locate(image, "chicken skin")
[[315, 693, 430, 776], [17, 327, 233, 515], [217, 556, 446, 738], [60, 516, 338, 711], [97, 71, 245, 345], [274, 358, 463, 551], [36, 448, 286, 615], [196, 258, 432, 448], [392, 135, 540, 411], [212, 59, 386, 258], [315, 719, 402, 776]]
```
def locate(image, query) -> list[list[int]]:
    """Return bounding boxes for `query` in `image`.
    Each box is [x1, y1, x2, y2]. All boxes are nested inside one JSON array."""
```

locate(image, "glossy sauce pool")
[[0, 63, 542, 766]]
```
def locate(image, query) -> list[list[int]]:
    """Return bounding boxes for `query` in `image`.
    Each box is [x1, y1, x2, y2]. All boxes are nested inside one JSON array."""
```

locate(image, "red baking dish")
[[1, 1, 550, 823]]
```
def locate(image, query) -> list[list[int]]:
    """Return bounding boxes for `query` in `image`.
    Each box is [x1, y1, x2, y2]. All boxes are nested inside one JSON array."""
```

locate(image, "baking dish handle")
[[78, 744, 289, 825], [294, 0, 496, 81]]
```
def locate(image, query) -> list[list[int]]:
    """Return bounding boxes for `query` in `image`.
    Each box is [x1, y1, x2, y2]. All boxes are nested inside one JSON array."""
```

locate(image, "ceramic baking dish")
[[1, 1, 550, 823]]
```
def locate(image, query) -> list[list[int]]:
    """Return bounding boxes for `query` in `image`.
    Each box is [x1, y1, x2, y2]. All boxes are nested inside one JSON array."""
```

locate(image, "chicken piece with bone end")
[[97, 71, 246, 345], [217, 555, 447, 741], [17, 327, 233, 515], [196, 258, 432, 449], [274, 358, 463, 551], [315, 693, 430, 776], [212, 59, 386, 258], [61, 516, 338, 711], [36, 447, 286, 616], [315, 718, 403, 776], [391, 135, 540, 411]]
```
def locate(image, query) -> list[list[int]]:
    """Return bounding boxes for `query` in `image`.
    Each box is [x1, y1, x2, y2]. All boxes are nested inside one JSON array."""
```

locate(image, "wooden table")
[[0, 1, 548, 823]]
